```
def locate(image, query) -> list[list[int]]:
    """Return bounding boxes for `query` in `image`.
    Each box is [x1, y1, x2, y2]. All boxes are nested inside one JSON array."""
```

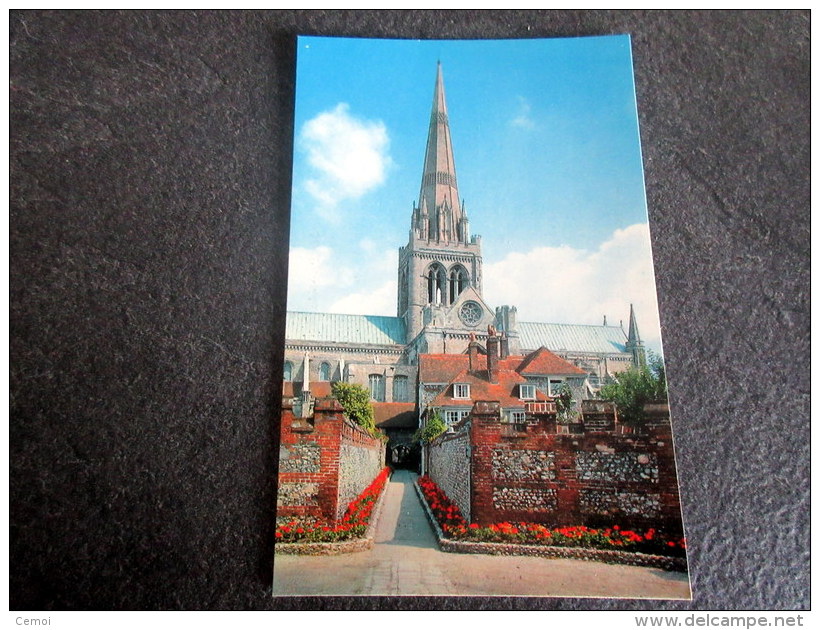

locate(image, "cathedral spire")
[[414, 62, 465, 243]]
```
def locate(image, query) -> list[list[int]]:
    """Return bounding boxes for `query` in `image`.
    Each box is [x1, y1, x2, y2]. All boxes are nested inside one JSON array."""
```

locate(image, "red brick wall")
[[469, 404, 684, 534], [277, 397, 385, 523]]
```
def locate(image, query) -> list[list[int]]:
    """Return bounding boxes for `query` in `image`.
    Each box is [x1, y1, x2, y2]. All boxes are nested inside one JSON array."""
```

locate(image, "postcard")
[[273, 34, 690, 599]]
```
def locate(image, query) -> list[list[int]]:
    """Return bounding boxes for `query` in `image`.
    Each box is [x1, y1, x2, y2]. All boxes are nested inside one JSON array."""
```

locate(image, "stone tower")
[[397, 63, 490, 350]]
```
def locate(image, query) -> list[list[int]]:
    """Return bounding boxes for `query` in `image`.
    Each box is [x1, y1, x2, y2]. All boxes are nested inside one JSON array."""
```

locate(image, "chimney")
[[468, 332, 479, 373], [500, 332, 509, 359], [486, 327, 499, 384]]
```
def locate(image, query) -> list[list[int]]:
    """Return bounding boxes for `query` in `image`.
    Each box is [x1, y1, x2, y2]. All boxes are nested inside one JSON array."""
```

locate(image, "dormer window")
[[520, 384, 536, 400], [453, 383, 470, 399]]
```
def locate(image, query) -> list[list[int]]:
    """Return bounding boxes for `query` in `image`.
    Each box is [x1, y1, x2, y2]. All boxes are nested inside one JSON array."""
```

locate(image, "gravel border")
[[413, 480, 688, 572], [273, 470, 390, 556]]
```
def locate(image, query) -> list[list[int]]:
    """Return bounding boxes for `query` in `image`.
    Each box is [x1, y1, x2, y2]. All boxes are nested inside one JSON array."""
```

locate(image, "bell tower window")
[[427, 263, 447, 305], [449, 265, 469, 303]]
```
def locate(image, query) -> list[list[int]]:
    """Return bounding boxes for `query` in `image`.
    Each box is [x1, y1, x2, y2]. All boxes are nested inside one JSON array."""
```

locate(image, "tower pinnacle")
[[413, 63, 467, 243]]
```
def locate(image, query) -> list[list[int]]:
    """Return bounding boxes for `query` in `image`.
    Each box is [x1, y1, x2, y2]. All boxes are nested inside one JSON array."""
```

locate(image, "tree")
[[331, 382, 376, 432], [415, 411, 448, 444], [598, 352, 668, 425]]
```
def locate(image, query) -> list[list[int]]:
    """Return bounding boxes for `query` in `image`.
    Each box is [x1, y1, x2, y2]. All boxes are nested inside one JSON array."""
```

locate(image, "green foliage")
[[415, 411, 448, 444], [554, 383, 574, 420], [331, 382, 376, 432], [598, 352, 668, 425]]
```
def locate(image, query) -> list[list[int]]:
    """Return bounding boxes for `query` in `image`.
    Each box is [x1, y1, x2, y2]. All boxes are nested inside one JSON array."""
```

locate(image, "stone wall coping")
[[314, 397, 344, 412], [273, 468, 390, 557], [413, 480, 687, 572], [429, 427, 468, 447]]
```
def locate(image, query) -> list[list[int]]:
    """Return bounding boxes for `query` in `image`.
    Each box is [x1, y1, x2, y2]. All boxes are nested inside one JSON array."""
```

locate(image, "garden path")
[[272, 469, 691, 599]]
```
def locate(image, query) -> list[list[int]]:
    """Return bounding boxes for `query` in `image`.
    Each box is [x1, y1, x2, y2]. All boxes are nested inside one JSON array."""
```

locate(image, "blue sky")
[[287, 35, 664, 354]]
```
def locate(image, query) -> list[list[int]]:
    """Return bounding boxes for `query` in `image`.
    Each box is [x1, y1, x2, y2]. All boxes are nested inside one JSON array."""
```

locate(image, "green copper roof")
[[286, 312, 406, 346], [518, 322, 628, 354]]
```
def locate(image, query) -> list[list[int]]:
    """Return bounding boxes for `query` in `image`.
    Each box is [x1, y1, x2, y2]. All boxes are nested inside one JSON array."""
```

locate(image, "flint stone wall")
[[277, 482, 319, 508], [468, 405, 683, 533], [427, 429, 471, 522], [338, 440, 384, 519], [580, 490, 662, 517], [575, 452, 658, 483], [279, 442, 320, 474], [493, 486, 557, 512], [277, 398, 385, 523], [492, 448, 554, 481]]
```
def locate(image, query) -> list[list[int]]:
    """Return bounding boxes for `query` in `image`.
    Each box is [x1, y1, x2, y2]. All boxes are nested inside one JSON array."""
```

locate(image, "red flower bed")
[[276, 467, 390, 544], [417, 474, 467, 534], [418, 475, 686, 557]]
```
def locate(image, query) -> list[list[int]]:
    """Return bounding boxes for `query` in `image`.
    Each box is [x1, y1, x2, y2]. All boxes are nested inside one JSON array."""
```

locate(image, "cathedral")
[[283, 63, 646, 450]]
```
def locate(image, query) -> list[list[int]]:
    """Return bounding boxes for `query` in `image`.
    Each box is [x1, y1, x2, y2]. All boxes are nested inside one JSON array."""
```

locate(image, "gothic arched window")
[[319, 362, 331, 381], [449, 265, 469, 303], [427, 263, 447, 305], [369, 374, 385, 402], [393, 375, 409, 402], [283, 361, 293, 381]]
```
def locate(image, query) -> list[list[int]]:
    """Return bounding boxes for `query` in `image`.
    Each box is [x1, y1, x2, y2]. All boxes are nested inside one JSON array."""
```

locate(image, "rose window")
[[459, 301, 482, 326]]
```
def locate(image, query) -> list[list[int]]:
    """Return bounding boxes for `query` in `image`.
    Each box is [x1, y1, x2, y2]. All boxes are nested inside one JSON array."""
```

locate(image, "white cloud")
[[286, 244, 398, 316], [329, 280, 397, 316], [299, 103, 392, 221], [483, 224, 664, 350], [510, 96, 535, 129], [287, 246, 354, 311]]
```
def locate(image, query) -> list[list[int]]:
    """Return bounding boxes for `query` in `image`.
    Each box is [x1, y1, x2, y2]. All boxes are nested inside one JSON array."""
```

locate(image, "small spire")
[[625, 304, 646, 367], [627, 303, 641, 344]]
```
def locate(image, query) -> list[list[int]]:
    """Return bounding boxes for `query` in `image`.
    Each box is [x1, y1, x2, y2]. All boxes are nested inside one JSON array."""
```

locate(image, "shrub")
[[331, 382, 377, 433], [598, 351, 668, 425], [415, 411, 448, 444]]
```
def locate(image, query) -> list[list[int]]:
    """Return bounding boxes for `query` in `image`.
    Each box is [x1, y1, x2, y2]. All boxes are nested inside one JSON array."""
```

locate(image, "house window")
[[283, 361, 293, 381], [507, 409, 527, 433], [393, 375, 409, 402], [453, 383, 470, 399], [319, 362, 331, 381], [520, 384, 536, 400], [548, 380, 564, 396], [369, 374, 385, 402], [444, 409, 470, 426]]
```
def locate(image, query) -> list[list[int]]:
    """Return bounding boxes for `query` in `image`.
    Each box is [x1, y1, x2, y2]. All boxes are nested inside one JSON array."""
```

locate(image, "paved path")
[[273, 469, 691, 599]]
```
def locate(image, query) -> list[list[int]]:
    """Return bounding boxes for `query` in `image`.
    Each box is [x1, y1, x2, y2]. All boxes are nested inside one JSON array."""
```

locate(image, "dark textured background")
[[9, 10, 810, 610]]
